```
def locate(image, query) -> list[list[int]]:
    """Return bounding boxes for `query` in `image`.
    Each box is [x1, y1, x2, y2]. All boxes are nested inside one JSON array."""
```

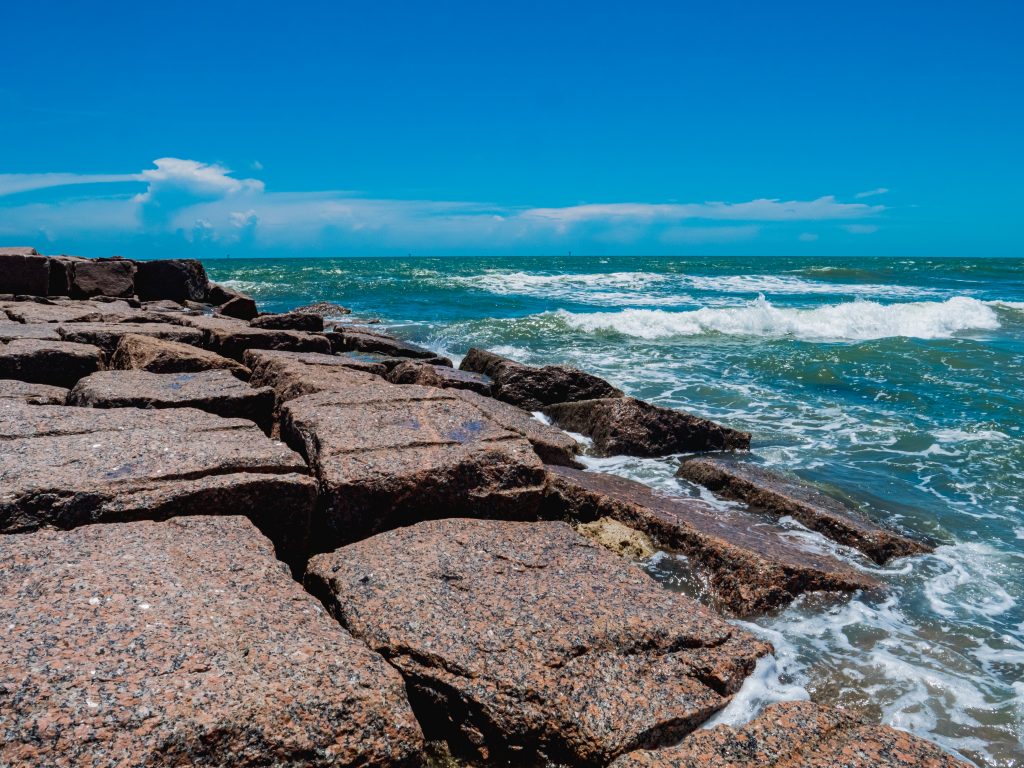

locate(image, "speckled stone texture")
[[306, 518, 771, 766], [0, 378, 69, 404], [0, 321, 62, 341], [0, 338, 105, 388], [544, 397, 751, 456], [611, 700, 969, 768], [0, 402, 315, 567], [69, 258, 136, 298], [2, 298, 140, 324], [459, 347, 623, 410], [449, 388, 582, 467], [543, 465, 877, 616], [387, 360, 493, 394], [0, 248, 49, 295], [57, 322, 205, 356], [282, 388, 546, 548], [0, 515, 425, 768], [110, 333, 250, 378], [68, 370, 275, 432], [250, 311, 325, 332], [245, 349, 388, 411], [328, 327, 451, 363], [175, 314, 331, 361], [678, 455, 931, 564], [294, 300, 352, 317]]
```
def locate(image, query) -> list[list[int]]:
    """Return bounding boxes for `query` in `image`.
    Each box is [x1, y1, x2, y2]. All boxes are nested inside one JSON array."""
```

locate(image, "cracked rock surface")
[[0, 515, 424, 768], [306, 518, 771, 767]]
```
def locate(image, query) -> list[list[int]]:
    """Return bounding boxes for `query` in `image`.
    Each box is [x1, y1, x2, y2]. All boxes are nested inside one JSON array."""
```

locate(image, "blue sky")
[[1, 1, 1021, 258]]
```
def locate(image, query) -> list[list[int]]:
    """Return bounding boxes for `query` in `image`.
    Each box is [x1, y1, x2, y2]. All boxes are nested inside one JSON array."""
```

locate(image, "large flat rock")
[[306, 518, 771, 766], [0, 321, 62, 341], [245, 348, 387, 405], [0, 338, 104, 388], [177, 314, 331, 361], [543, 465, 877, 616], [110, 333, 250, 378], [0, 379, 69, 404], [2, 298, 140, 324], [57, 322, 205, 356], [282, 387, 546, 548], [611, 700, 969, 768], [545, 397, 751, 456], [678, 456, 931, 564], [69, 370, 274, 431], [0, 402, 315, 567], [0, 515, 424, 768], [460, 347, 623, 410], [328, 327, 450, 363]]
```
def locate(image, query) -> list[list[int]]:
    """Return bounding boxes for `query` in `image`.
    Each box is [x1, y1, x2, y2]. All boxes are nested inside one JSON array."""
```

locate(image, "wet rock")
[[0, 379, 69, 404], [0, 321, 62, 342], [69, 257, 136, 298], [282, 389, 546, 548], [0, 515, 425, 768], [69, 370, 275, 431], [251, 311, 325, 332], [611, 700, 969, 768], [0, 339, 104, 388], [449, 388, 582, 467], [133, 258, 208, 302], [306, 518, 771, 766], [0, 247, 49, 296], [678, 455, 931, 564], [544, 397, 751, 456], [176, 314, 331, 361], [217, 293, 259, 320], [110, 333, 250, 378], [0, 402, 315, 567], [295, 300, 352, 316], [459, 347, 623, 410], [57, 322, 205, 357], [543, 465, 877, 616], [329, 327, 451, 363], [245, 348, 388, 405], [388, 359, 492, 394], [577, 516, 656, 559]]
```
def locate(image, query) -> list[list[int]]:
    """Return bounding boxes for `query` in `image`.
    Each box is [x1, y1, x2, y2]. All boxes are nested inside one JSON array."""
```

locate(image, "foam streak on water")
[[206, 254, 1024, 768]]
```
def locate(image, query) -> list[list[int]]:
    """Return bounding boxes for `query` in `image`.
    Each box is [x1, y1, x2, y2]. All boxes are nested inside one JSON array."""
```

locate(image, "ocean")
[[206, 255, 1024, 767]]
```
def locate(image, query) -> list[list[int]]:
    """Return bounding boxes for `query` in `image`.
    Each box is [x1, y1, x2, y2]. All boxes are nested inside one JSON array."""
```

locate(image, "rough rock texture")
[[133, 258, 209, 302], [460, 347, 623, 410], [283, 388, 547, 548], [545, 397, 751, 456], [449, 388, 582, 467], [678, 456, 931, 564], [69, 370, 275, 431], [543, 465, 877, 616], [46, 255, 86, 296], [577, 516, 657, 560], [176, 314, 331, 361], [245, 349, 385, 405], [0, 378, 69, 404], [251, 311, 325, 332], [217, 293, 259, 320], [388, 359, 492, 394], [611, 700, 969, 768], [295, 300, 352, 317], [57, 322, 205, 357], [0, 321, 62, 342], [0, 402, 315, 567], [0, 248, 50, 295], [0, 339, 104, 388], [110, 333, 250, 378], [0, 515, 425, 768], [329, 327, 450, 363], [340, 350, 452, 372], [70, 258, 136, 298], [306, 519, 772, 766], [2, 298, 140, 324]]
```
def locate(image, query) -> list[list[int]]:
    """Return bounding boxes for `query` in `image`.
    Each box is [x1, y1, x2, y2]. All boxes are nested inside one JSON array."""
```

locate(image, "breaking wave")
[[555, 296, 1001, 341]]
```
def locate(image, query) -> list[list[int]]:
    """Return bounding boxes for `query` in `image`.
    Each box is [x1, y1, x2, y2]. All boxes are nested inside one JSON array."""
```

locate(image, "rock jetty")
[[0, 249, 968, 767]]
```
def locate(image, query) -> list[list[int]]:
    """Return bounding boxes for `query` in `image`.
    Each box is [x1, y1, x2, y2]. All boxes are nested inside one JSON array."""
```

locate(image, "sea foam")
[[555, 296, 1000, 341]]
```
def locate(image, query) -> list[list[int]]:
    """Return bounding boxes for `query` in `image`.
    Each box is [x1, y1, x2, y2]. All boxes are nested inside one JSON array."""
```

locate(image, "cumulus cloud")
[[854, 187, 889, 199], [0, 157, 889, 253]]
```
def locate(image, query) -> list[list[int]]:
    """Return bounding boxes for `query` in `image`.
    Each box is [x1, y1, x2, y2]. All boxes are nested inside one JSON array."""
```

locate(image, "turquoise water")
[[207, 256, 1024, 767]]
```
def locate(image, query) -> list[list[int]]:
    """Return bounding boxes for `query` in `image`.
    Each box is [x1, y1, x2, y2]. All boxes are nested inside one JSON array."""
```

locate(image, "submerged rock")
[[110, 333, 250, 378], [678, 455, 931, 564], [388, 359, 492, 394], [459, 347, 623, 410], [543, 465, 877, 616], [306, 518, 771, 766], [611, 700, 969, 768], [545, 396, 751, 456], [0, 338, 104, 388], [0, 515, 424, 768]]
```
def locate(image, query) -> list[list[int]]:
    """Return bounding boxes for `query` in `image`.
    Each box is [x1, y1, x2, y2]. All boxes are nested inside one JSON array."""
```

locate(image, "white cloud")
[[135, 158, 263, 203], [798, 232, 819, 242], [843, 224, 879, 234], [854, 187, 889, 199], [0, 172, 139, 196]]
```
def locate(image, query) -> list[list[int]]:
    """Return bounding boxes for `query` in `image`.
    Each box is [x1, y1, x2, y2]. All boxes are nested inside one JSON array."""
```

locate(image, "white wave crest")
[[556, 296, 1001, 341]]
